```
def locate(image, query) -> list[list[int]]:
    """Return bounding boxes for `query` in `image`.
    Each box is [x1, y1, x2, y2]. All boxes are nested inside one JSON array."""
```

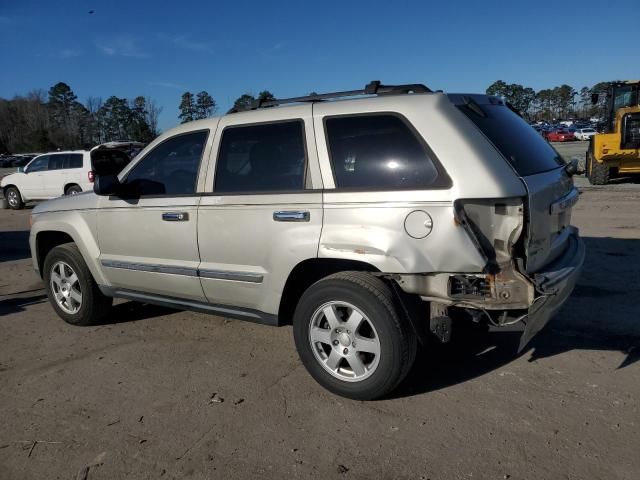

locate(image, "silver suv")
[[29, 81, 585, 400]]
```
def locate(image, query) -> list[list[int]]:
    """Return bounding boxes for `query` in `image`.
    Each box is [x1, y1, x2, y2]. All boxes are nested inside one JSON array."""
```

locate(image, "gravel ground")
[[1, 146, 639, 479]]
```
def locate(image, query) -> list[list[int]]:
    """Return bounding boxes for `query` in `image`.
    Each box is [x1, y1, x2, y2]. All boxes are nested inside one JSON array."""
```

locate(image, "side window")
[[214, 121, 306, 193], [49, 154, 64, 170], [64, 154, 83, 169], [26, 155, 49, 173], [125, 130, 208, 195], [325, 114, 446, 189]]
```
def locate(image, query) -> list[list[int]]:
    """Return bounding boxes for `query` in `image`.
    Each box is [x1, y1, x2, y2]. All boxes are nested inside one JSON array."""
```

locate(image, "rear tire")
[[587, 151, 609, 185], [43, 243, 112, 326], [65, 185, 82, 195], [5, 186, 24, 210], [293, 272, 417, 400]]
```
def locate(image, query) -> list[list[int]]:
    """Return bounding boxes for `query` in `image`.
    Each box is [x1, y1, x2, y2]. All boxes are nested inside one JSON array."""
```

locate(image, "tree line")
[[0, 82, 162, 154], [176, 89, 276, 122], [485, 80, 612, 121], [0, 79, 619, 154]]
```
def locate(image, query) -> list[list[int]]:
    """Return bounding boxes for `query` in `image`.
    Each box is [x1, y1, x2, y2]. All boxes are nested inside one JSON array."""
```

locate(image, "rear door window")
[[324, 114, 450, 189], [49, 155, 64, 170], [453, 96, 564, 176], [214, 121, 306, 193]]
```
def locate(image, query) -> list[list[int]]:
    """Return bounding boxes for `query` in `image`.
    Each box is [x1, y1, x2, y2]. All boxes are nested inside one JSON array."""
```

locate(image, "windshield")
[[613, 85, 639, 110], [453, 97, 564, 176]]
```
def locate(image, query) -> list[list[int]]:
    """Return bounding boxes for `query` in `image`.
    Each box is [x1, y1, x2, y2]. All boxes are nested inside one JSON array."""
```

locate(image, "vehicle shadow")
[[0, 230, 31, 261], [0, 289, 48, 317], [393, 236, 640, 399], [95, 300, 180, 325], [608, 175, 640, 185]]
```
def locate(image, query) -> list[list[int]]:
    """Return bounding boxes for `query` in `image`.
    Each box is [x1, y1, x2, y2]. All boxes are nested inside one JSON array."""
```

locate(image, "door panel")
[[44, 154, 67, 196], [97, 196, 205, 301], [21, 155, 49, 198], [21, 173, 46, 198], [95, 129, 213, 301], [198, 193, 322, 314], [198, 104, 323, 316]]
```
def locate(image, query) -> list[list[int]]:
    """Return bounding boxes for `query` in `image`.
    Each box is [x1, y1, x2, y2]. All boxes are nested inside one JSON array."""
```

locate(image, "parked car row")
[[0, 153, 38, 168], [1, 142, 144, 209], [530, 122, 599, 142]]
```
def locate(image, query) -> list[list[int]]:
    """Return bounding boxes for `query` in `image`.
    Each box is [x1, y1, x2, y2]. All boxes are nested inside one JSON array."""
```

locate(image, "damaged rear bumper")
[[518, 226, 585, 351]]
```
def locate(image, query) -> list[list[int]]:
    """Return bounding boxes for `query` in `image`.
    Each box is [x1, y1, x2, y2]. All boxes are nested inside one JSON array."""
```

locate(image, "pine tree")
[[178, 92, 196, 123], [195, 91, 216, 119]]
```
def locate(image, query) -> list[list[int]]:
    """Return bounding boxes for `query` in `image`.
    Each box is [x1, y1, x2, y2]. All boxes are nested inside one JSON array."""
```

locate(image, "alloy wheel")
[[50, 261, 82, 314], [308, 301, 381, 382]]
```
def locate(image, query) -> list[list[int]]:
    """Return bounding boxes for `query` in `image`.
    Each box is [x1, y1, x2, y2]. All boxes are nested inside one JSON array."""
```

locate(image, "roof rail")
[[227, 80, 432, 113]]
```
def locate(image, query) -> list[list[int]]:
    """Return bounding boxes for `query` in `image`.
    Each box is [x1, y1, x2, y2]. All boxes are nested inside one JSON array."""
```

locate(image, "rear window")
[[325, 114, 450, 189], [456, 99, 564, 176]]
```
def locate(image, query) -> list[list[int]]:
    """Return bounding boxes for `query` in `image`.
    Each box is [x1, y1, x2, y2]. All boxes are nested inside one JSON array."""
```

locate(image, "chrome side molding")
[[198, 269, 263, 283], [101, 260, 263, 283], [101, 260, 198, 277]]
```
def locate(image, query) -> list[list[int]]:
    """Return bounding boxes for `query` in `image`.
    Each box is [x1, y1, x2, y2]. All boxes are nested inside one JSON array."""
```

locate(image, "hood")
[[1, 171, 25, 187], [33, 191, 99, 214]]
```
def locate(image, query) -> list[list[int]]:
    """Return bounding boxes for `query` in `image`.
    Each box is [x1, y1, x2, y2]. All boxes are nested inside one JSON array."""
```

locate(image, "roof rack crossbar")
[[228, 80, 432, 113]]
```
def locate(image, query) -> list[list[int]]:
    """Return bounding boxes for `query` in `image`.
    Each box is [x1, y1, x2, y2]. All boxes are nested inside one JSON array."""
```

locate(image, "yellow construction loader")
[[586, 81, 640, 185]]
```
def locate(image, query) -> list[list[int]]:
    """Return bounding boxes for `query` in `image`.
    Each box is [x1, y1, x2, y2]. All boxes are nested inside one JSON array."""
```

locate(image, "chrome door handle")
[[162, 212, 189, 222], [273, 211, 310, 222]]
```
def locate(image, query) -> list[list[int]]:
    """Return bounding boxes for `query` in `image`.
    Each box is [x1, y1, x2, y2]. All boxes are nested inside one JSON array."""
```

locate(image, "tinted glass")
[[27, 155, 49, 172], [325, 115, 443, 189], [457, 103, 564, 176], [215, 121, 306, 193], [66, 153, 83, 169], [125, 131, 208, 195], [49, 154, 64, 170]]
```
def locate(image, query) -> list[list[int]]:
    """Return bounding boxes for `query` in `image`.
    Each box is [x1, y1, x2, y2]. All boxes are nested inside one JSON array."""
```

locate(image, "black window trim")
[[322, 111, 452, 192], [212, 118, 309, 195], [121, 129, 210, 197]]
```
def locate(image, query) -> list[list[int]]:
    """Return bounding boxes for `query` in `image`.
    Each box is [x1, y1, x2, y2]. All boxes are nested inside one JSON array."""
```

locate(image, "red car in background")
[[545, 129, 575, 142]]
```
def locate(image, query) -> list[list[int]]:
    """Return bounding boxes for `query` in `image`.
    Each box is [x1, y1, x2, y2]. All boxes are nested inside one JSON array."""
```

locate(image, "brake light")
[[88, 170, 95, 183]]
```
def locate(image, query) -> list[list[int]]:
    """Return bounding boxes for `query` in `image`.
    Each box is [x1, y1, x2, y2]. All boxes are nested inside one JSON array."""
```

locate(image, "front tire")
[[5, 186, 24, 210], [586, 151, 609, 185], [293, 272, 417, 400], [43, 243, 112, 326]]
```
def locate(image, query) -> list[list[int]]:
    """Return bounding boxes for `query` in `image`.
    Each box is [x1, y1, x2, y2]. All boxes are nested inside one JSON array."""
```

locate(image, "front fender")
[[30, 209, 108, 286]]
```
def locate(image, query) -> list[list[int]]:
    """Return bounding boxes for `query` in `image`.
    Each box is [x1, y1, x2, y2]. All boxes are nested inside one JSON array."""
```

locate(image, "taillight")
[[454, 198, 525, 271], [88, 170, 95, 183]]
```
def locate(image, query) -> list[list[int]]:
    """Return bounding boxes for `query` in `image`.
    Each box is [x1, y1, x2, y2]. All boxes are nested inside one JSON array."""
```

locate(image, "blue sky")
[[1, 0, 638, 131]]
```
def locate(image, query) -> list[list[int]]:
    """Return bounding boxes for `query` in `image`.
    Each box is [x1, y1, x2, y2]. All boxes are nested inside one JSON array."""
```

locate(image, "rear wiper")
[[462, 96, 487, 118]]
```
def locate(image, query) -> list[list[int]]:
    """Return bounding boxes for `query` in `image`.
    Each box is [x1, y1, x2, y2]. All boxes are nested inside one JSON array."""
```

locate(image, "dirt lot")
[[1, 149, 639, 479]]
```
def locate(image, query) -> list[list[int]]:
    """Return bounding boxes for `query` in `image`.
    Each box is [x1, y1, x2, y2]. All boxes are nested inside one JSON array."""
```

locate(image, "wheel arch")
[[64, 183, 81, 194], [31, 213, 106, 286], [35, 231, 75, 276], [277, 258, 381, 325], [3, 184, 24, 200]]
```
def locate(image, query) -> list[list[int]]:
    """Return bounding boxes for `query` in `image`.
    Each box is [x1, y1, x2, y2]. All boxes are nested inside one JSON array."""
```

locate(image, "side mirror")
[[17, 166, 25, 173], [93, 174, 121, 196], [591, 93, 599, 105]]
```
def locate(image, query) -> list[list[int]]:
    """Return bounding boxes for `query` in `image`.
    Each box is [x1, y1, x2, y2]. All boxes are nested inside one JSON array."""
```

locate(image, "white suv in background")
[[1, 151, 92, 209], [2, 142, 144, 209]]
